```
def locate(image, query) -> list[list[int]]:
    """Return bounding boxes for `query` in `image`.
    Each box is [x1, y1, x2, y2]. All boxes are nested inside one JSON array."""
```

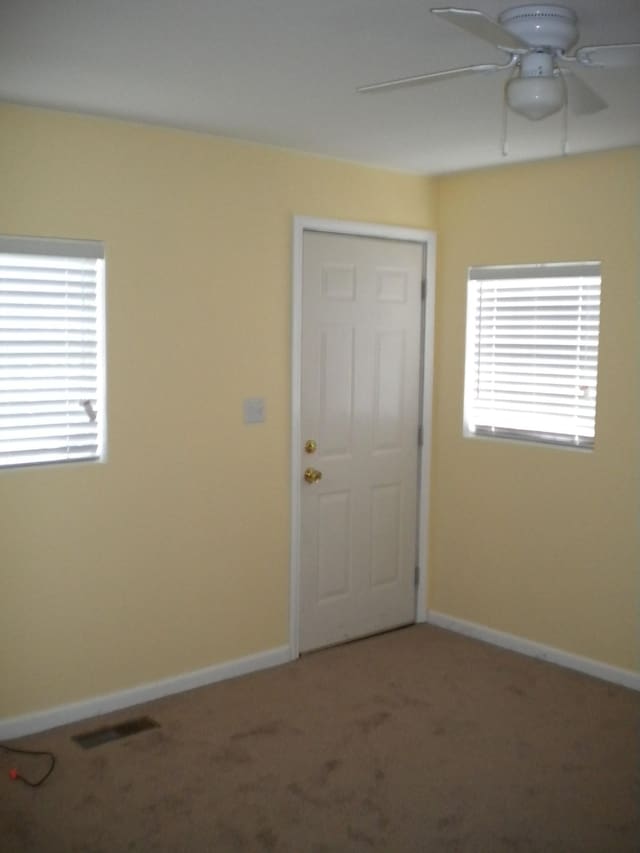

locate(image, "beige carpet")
[[2, 624, 639, 852]]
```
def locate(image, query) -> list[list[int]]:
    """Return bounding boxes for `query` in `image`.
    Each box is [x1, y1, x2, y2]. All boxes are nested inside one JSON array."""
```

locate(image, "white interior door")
[[299, 231, 424, 653]]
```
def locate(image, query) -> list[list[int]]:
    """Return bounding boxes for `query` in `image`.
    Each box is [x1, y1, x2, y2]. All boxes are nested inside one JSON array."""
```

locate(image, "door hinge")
[[414, 565, 420, 587], [421, 278, 426, 301], [418, 424, 423, 447]]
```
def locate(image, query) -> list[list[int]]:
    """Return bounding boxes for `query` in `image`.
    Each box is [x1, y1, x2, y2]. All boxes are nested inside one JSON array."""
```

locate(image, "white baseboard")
[[5, 616, 637, 741], [0, 644, 291, 741], [426, 610, 640, 691]]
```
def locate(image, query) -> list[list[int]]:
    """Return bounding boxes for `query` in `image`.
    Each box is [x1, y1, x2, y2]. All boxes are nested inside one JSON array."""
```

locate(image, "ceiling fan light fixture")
[[498, 5, 578, 51], [506, 74, 564, 120]]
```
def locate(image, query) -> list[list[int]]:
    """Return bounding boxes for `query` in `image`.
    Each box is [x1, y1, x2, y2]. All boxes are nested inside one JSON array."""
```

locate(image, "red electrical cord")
[[1, 744, 56, 787]]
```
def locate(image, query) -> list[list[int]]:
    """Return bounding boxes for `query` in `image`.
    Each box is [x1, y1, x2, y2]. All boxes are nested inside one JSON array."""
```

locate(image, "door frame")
[[289, 216, 436, 660]]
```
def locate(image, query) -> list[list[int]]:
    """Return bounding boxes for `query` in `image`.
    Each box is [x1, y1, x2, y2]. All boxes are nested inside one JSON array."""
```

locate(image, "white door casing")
[[290, 218, 436, 657]]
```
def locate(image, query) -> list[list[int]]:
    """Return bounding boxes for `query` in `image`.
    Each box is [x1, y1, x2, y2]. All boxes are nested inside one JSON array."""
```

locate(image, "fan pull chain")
[[560, 73, 569, 155], [501, 85, 509, 157]]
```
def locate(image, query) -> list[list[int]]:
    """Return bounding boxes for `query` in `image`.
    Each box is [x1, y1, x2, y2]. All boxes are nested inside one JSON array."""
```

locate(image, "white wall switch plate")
[[243, 397, 266, 424]]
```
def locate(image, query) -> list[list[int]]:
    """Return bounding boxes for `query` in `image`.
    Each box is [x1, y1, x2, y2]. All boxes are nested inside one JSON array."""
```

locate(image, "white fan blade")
[[563, 72, 608, 115], [431, 7, 529, 51], [357, 62, 511, 94], [576, 43, 640, 69]]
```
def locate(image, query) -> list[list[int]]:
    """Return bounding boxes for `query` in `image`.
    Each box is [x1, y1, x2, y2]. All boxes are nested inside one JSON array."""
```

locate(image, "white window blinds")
[[0, 236, 105, 469], [464, 263, 601, 449]]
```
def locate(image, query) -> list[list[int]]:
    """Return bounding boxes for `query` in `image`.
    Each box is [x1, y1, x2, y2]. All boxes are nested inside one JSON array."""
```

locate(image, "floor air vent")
[[72, 715, 159, 749]]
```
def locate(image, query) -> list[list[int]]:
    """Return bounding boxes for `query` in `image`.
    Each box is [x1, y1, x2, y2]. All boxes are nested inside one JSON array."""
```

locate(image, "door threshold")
[[300, 621, 415, 656]]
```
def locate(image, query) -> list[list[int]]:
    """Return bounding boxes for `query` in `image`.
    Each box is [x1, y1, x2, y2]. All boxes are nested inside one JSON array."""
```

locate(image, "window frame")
[[463, 261, 601, 451], [0, 235, 106, 471]]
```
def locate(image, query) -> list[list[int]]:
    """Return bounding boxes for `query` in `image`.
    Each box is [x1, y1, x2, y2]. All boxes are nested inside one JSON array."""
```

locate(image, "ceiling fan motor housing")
[[499, 4, 578, 51], [519, 51, 556, 77]]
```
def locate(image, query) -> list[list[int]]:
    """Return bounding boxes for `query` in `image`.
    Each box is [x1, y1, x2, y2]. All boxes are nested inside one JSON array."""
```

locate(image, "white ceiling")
[[1, 0, 639, 175]]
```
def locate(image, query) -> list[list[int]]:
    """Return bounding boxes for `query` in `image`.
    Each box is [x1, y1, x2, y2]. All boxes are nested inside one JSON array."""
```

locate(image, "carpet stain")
[[160, 792, 189, 814], [437, 813, 463, 830], [508, 684, 526, 697], [256, 826, 278, 851], [400, 693, 432, 709], [215, 819, 246, 851], [210, 744, 253, 766], [3, 809, 35, 847], [122, 728, 167, 751], [232, 720, 297, 740], [287, 779, 355, 809], [355, 710, 391, 734], [88, 754, 108, 779], [606, 821, 634, 834], [287, 781, 326, 807], [499, 834, 524, 850], [348, 825, 375, 847], [362, 796, 390, 830], [237, 772, 278, 794], [80, 791, 101, 808]]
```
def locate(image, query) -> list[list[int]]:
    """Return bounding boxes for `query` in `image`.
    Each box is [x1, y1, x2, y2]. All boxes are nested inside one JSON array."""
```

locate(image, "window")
[[0, 236, 105, 469], [464, 262, 601, 449]]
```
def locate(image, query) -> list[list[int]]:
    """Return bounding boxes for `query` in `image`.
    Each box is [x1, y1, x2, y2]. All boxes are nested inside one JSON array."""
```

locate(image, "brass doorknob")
[[304, 467, 323, 484]]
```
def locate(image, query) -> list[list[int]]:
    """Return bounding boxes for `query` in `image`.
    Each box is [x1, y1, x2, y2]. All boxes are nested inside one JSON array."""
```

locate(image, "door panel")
[[370, 483, 402, 587], [317, 491, 351, 600], [373, 330, 406, 450], [319, 326, 355, 455], [300, 231, 423, 653]]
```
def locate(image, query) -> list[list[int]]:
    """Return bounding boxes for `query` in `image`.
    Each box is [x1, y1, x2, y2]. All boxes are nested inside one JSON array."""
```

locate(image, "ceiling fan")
[[358, 5, 640, 122]]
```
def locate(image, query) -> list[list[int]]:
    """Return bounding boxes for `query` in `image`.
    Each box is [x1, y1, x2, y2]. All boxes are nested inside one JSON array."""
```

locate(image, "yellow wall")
[[430, 148, 640, 671], [0, 104, 436, 718], [1, 102, 638, 722]]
